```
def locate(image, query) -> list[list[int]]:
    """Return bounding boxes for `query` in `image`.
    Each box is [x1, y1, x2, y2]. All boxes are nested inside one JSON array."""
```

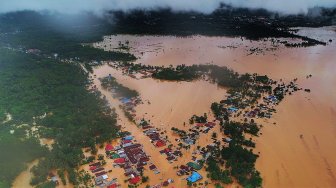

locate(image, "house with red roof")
[[114, 158, 125, 164], [107, 184, 117, 188], [105, 144, 114, 151], [122, 140, 132, 144], [195, 123, 204, 127], [129, 176, 141, 184], [89, 166, 96, 171], [155, 140, 166, 147], [205, 122, 216, 127]]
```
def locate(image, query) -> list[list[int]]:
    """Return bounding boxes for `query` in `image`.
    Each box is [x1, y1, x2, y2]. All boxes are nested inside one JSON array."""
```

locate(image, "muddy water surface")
[[94, 27, 336, 188]]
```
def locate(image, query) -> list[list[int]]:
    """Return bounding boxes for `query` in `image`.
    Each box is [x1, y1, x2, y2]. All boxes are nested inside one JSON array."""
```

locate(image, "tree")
[[142, 176, 149, 183]]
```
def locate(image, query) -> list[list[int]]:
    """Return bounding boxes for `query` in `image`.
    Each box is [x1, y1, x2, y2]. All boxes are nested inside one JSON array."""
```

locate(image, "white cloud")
[[0, 0, 335, 14]]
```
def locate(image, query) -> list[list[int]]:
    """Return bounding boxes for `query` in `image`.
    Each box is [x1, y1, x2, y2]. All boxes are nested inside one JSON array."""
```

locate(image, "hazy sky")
[[0, 0, 335, 14]]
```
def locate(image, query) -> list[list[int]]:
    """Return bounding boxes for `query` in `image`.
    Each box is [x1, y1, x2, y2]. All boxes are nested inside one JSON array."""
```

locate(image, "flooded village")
[[36, 26, 335, 188]]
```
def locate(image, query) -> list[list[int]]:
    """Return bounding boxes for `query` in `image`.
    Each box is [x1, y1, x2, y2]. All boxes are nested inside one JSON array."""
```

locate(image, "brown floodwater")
[[94, 26, 336, 188]]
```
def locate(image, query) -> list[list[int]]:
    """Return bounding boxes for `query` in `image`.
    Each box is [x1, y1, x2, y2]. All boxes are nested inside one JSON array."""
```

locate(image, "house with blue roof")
[[124, 135, 133, 140], [187, 171, 202, 183], [121, 98, 131, 104], [228, 107, 238, 113]]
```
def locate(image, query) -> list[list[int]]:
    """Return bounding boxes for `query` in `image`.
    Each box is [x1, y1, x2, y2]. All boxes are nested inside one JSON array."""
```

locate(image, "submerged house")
[[124, 135, 134, 140], [95, 176, 104, 185], [183, 138, 195, 145], [129, 176, 141, 184], [105, 144, 114, 152], [265, 95, 278, 103], [121, 98, 132, 104], [224, 137, 232, 143], [114, 158, 126, 164], [187, 171, 202, 183], [111, 153, 120, 159], [155, 140, 166, 147], [228, 107, 239, 113], [186, 162, 202, 170]]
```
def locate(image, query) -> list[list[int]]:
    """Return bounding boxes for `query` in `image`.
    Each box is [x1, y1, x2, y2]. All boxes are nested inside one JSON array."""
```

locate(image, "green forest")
[[0, 11, 137, 187], [0, 48, 119, 187]]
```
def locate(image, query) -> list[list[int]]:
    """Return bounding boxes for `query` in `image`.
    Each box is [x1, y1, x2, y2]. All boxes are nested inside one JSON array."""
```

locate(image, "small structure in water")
[[187, 162, 202, 170], [187, 171, 202, 183], [121, 98, 132, 104]]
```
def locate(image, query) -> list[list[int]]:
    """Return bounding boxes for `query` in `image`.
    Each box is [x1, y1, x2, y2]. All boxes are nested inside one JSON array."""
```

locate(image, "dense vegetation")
[[100, 76, 139, 99], [152, 65, 201, 81], [206, 156, 233, 184], [206, 143, 262, 188], [0, 11, 139, 187], [0, 48, 119, 187], [189, 114, 208, 124], [152, 64, 246, 88], [221, 144, 262, 187], [202, 120, 262, 187], [0, 125, 47, 188]]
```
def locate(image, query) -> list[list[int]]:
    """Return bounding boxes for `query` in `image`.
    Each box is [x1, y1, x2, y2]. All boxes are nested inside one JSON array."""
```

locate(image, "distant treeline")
[[108, 7, 331, 44]]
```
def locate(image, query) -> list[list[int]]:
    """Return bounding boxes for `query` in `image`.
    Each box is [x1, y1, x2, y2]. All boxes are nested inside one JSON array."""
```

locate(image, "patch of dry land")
[[84, 26, 336, 188]]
